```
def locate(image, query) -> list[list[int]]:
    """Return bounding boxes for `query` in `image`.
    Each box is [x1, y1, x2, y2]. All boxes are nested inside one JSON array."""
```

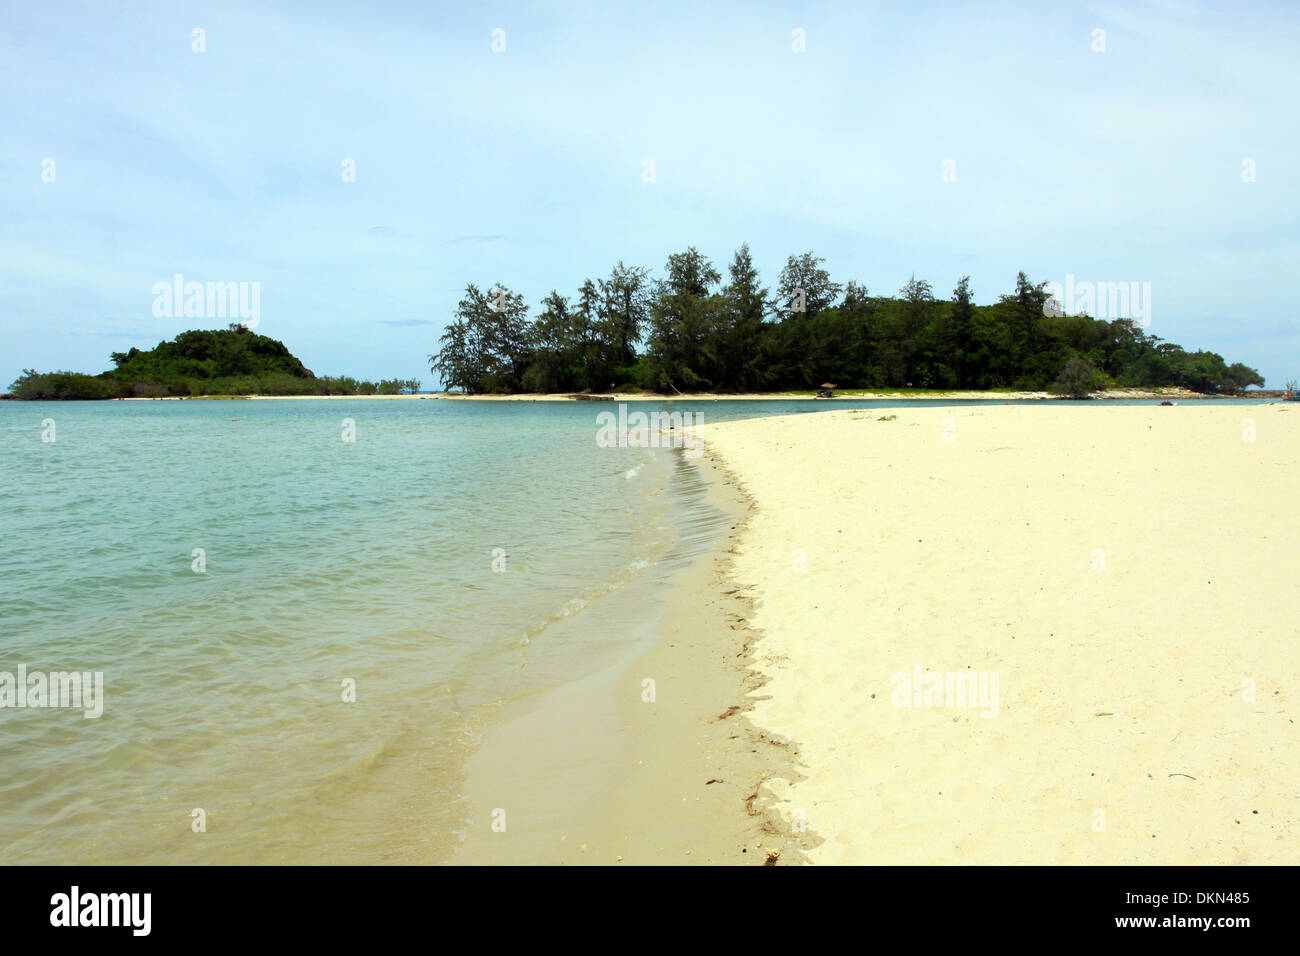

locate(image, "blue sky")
[[2, 0, 1297, 388]]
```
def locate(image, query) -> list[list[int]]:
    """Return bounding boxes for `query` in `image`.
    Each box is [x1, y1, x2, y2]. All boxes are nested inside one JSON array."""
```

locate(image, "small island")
[[430, 250, 1266, 400], [5, 325, 420, 400]]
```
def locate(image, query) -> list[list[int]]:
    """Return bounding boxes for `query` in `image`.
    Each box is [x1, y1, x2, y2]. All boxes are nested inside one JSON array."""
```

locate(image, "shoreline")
[[450, 450, 810, 865], [426, 387, 1271, 402], [95, 387, 1281, 403]]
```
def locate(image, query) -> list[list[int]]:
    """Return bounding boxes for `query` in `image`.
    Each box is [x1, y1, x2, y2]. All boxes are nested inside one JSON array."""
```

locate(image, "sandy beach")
[[447, 401, 1296, 866], [694, 402, 1299, 864]]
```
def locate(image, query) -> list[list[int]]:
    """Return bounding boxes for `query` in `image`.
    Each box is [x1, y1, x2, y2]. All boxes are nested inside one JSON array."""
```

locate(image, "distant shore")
[[99, 386, 1283, 403], [428, 387, 1275, 402]]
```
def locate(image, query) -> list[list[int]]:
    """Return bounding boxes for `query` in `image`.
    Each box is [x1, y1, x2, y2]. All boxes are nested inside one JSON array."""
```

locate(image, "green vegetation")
[[1051, 358, 1108, 399], [7, 325, 420, 399], [430, 247, 1264, 396]]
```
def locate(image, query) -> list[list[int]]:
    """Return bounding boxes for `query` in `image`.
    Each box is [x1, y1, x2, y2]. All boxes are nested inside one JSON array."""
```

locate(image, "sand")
[[448, 401, 1295, 866], [699, 402, 1299, 864]]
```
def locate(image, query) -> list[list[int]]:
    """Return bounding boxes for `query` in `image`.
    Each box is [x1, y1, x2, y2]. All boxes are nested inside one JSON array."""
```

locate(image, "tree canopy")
[[8, 325, 420, 399], [428, 248, 1265, 396]]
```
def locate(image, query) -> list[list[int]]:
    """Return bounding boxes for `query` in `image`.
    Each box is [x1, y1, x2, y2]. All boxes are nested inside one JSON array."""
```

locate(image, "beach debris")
[[763, 849, 780, 866], [1168, 773, 1196, 780], [1094, 712, 1113, 716], [717, 705, 741, 720], [705, 778, 722, 785]]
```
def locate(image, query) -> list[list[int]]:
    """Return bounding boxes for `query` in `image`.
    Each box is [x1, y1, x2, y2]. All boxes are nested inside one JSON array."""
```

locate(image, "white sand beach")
[[701, 403, 1299, 864]]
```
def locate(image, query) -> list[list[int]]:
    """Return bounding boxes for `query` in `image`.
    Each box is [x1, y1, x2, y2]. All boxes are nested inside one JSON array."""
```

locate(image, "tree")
[[945, 276, 975, 386], [1051, 358, 1102, 399], [597, 261, 652, 366], [1223, 362, 1264, 393], [644, 248, 723, 391], [109, 347, 141, 369], [569, 279, 608, 389], [664, 247, 721, 297], [841, 280, 871, 311], [428, 283, 530, 392], [522, 291, 581, 393], [1000, 271, 1053, 383], [718, 243, 769, 391], [377, 378, 420, 394], [429, 317, 477, 392], [774, 252, 841, 319], [478, 283, 531, 388], [901, 275, 934, 309]]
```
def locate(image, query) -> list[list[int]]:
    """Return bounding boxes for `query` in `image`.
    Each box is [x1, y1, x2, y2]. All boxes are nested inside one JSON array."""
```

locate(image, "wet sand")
[[451, 454, 807, 865]]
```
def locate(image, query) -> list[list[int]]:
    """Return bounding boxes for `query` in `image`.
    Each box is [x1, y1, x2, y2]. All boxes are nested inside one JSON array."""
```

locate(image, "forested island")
[[6, 326, 420, 400], [430, 247, 1265, 398], [7, 249, 1267, 401]]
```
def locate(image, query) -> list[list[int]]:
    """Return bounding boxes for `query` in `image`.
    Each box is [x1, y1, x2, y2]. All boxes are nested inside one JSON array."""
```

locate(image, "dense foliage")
[[7, 326, 420, 399], [430, 247, 1265, 396]]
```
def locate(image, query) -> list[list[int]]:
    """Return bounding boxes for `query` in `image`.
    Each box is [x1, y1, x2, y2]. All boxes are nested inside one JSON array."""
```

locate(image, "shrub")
[[8, 370, 127, 400], [1051, 358, 1105, 399]]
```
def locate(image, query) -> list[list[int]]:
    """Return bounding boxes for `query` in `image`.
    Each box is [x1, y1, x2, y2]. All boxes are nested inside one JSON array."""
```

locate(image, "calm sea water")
[[0, 396, 1271, 863]]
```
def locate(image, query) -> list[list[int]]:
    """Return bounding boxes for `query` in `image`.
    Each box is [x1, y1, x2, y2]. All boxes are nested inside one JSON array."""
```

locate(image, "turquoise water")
[[0, 396, 1273, 863], [0, 397, 807, 863]]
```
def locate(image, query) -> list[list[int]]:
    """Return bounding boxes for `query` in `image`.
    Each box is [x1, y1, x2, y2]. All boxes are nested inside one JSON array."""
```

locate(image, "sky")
[[2, 0, 1297, 389]]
